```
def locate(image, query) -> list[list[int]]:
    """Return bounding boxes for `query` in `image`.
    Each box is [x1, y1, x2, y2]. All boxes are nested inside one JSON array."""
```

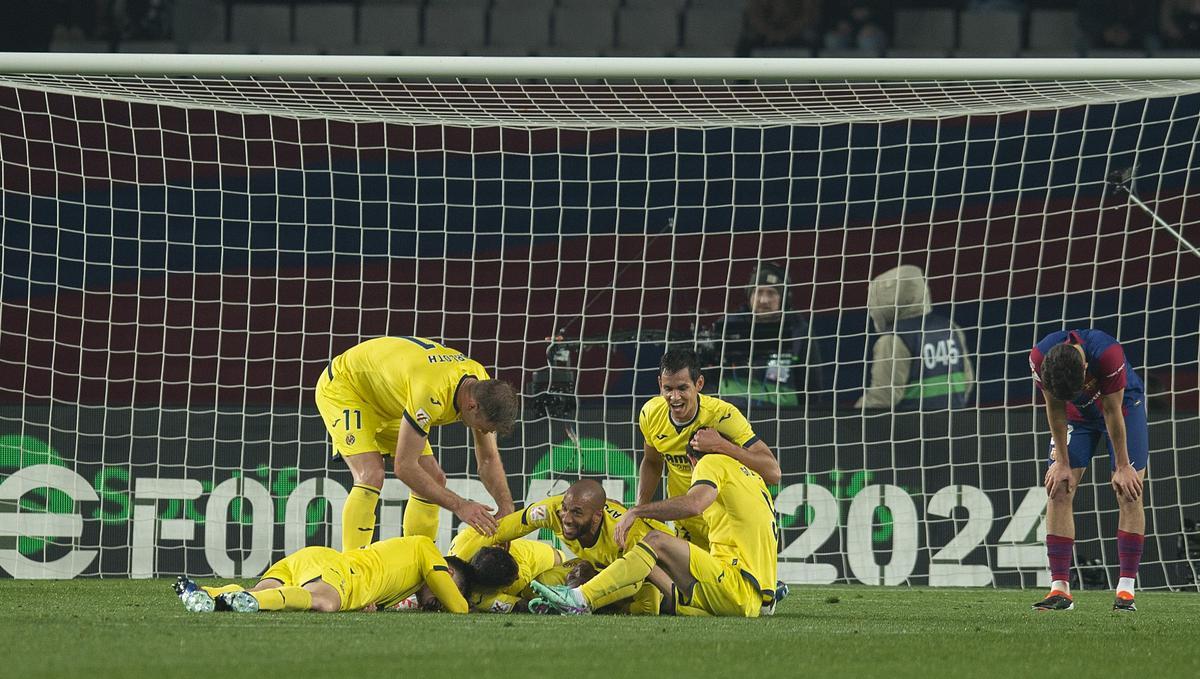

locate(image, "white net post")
[[0, 56, 1197, 587]]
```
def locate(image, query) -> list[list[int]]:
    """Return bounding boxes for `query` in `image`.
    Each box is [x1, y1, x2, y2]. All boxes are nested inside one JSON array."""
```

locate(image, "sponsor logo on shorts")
[[345, 434, 356, 446], [490, 600, 514, 613]]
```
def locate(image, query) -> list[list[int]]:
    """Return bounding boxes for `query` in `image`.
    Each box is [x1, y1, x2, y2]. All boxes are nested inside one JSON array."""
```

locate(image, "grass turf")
[[2, 580, 1198, 679]]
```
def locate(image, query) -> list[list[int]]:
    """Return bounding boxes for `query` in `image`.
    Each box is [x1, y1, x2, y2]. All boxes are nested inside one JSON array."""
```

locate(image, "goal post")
[[0, 56, 1197, 588]]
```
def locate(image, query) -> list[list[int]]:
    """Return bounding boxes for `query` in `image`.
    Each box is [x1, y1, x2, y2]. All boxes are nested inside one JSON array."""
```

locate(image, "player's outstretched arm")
[[394, 418, 497, 535], [449, 511, 539, 560], [615, 484, 718, 548], [425, 569, 469, 614], [473, 430, 516, 518], [636, 442, 666, 506]]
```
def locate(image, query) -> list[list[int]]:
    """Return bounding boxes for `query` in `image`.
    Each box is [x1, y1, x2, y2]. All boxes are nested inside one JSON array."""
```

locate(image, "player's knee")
[[642, 530, 668, 550], [356, 465, 385, 489], [307, 590, 342, 613]]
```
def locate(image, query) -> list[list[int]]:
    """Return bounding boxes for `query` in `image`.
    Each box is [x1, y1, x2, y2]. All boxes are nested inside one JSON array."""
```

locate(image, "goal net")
[[1, 56, 1197, 588]]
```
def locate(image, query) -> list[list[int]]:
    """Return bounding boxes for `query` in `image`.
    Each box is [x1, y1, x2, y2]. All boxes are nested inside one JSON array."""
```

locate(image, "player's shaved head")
[[559, 479, 607, 545], [565, 479, 606, 512], [1043, 343, 1086, 401]]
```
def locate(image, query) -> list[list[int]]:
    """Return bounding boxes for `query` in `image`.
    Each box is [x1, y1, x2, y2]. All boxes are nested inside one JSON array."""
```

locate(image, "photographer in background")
[[705, 263, 825, 415]]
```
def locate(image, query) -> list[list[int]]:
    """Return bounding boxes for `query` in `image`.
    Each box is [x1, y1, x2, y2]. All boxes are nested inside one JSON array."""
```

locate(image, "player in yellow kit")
[[173, 535, 469, 614], [637, 348, 780, 551], [315, 336, 520, 550], [532, 436, 779, 618], [461, 542, 566, 613], [450, 479, 668, 614]]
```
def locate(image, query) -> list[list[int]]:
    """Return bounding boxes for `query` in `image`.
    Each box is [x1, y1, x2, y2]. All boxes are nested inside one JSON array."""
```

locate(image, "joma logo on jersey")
[[426, 354, 467, 364]]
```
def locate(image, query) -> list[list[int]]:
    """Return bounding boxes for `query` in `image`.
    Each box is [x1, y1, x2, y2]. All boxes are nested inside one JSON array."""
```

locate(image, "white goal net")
[[0, 56, 1197, 588]]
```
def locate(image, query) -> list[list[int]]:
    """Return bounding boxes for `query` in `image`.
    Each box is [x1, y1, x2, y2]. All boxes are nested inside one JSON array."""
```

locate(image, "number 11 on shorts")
[[342, 409, 362, 430]]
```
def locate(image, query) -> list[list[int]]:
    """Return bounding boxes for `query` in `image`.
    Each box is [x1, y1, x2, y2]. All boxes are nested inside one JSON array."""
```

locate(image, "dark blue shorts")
[[1047, 399, 1149, 471]]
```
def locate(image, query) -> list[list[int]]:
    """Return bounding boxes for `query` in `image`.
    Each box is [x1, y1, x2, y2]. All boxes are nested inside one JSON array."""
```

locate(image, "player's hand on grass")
[[1044, 461, 1073, 498], [613, 510, 637, 549], [456, 500, 498, 535], [1111, 464, 1142, 501]]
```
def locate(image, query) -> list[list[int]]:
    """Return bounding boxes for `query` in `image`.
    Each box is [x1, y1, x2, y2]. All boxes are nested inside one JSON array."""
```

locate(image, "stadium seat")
[[1028, 9, 1077, 51], [295, 4, 356, 50], [682, 6, 744, 51], [358, 3, 421, 51], [230, 3, 292, 46], [957, 10, 1021, 56], [172, 0, 226, 44], [553, 6, 615, 51], [424, 2, 486, 49], [615, 7, 680, 53], [490, 5, 551, 51], [893, 8, 955, 51]]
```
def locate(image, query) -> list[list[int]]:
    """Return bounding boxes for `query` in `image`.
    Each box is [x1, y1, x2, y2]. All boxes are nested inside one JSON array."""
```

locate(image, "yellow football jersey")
[[450, 495, 670, 569], [335, 536, 467, 612], [690, 454, 778, 603], [639, 394, 759, 499], [328, 336, 489, 436], [463, 539, 562, 613]]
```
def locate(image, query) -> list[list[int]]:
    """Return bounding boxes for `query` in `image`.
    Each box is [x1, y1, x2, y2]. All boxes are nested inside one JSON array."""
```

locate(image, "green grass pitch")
[[3, 580, 1199, 679]]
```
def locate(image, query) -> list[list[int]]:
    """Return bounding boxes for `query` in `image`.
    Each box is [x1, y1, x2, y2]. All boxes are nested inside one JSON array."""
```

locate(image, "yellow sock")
[[342, 484, 381, 551], [250, 586, 313, 611], [202, 584, 245, 598], [579, 541, 657, 607], [402, 495, 440, 540]]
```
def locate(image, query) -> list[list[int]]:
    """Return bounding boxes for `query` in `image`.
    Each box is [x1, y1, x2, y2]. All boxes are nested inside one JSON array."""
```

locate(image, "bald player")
[[451, 479, 669, 615], [532, 433, 778, 618]]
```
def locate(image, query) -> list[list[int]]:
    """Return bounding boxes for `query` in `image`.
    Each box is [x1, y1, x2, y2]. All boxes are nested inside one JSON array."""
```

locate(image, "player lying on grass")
[[173, 535, 469, 614], [459, 543, 566, 613], [531, 428, 778, 618], [450, 478, 668, 614]]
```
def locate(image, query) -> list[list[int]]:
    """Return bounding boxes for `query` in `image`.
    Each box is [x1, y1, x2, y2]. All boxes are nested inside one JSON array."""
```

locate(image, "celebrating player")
[[531, 431, 778, 617], [450, 478, 667, 614], [173, 535, 469, 614], [1030, 329, 1148, 612], [637, 349, 780, 551], [461, 543, 566, 613], [315, 336, 520, 550]]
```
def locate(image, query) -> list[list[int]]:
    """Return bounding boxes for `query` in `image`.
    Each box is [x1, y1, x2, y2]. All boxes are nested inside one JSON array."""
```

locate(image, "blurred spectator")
[[741, 0, 822, 53], [1161, 0, 1200, 48], [704, 263, 825, 415], [822, 0, 890, 52], [856, 265, 973, 411], [121, 0, 171, 40], [1078, 0, 1159, 51]]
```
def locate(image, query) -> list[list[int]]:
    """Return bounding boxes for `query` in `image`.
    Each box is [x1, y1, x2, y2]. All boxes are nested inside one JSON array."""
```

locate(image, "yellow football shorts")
[[315, 368, 433, 458], [260, 545, 354, 608], [673, 514, 710, 552], [675, 543, 762, 618]]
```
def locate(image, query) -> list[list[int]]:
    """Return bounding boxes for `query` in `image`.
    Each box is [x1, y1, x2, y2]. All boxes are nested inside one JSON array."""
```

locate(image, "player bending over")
[[315, 336, 520, 549], [1030, 329, 1148, 612], [532, 433, 778, 618], [173, 535, 469, 614], [451, 478, 668, 614]]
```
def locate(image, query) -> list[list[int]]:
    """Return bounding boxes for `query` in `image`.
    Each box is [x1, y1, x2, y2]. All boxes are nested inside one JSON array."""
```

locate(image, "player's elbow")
[[761, 463, 782, 486]]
